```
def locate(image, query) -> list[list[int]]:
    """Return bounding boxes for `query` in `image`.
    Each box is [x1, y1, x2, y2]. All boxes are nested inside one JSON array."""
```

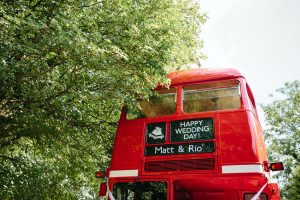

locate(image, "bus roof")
[[168, 68, 244, 86]]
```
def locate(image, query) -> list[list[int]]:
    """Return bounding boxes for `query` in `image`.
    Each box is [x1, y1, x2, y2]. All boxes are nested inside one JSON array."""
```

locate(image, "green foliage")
[[262, 80, 300, 199], [284, 166, 300, 200], [0, 0, 206, 199]]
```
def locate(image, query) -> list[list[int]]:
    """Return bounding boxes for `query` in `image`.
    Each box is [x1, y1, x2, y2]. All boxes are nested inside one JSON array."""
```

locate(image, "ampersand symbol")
[[178, 145, 184, 153]]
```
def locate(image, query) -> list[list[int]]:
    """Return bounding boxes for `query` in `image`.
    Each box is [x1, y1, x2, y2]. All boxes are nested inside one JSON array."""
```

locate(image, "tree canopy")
[[0, 0, 206, 199], [262, 80, 300, 199]]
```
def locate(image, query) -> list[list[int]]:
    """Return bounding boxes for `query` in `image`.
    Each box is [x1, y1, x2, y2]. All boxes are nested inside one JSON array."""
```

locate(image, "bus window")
[[127, 88, 176, 119], [183, 81, 241, 113], [112, 181, 167, 200]]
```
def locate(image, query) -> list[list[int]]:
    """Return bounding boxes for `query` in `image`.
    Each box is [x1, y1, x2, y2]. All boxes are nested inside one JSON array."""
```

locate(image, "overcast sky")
[[198, 0, 300, 124]]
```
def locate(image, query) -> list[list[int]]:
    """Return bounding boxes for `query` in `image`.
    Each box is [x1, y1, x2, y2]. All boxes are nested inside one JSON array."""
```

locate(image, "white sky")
[[199, 0, 300, 124]]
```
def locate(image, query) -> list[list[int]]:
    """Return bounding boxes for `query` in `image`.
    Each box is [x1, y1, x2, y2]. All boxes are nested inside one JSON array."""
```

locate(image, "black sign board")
[[146, 122, 166, 144], [145, 142, 215, 156], [170, 118, 214, 142]]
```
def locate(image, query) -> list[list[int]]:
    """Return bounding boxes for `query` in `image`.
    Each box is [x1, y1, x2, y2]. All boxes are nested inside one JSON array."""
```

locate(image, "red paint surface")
[[104, 68, 281, 200]]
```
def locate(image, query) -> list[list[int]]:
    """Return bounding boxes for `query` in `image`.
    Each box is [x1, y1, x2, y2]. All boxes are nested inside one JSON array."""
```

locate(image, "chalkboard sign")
[[170, 118, 214, 142], [146, 122, 166, 144], [145, 142, 215, 156]]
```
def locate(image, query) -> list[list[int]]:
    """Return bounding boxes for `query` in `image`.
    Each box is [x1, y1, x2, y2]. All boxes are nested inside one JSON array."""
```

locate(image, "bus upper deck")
[[98, 68, 283, 200]]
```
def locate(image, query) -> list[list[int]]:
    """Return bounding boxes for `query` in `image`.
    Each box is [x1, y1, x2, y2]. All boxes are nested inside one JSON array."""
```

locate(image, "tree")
[[284, 166, 300, 200], [262, 80, 300, 199], [0, 0, 206, 199]]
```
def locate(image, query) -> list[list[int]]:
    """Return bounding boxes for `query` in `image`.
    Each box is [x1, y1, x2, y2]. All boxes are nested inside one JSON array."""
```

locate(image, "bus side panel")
[[219, 111, 259, 164], [110, 119, 144, 171], [248, 111, 268, 163]]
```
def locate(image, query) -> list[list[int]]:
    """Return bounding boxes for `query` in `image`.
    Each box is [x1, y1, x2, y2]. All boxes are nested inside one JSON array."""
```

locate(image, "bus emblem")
[[149, 127, 164, 139]]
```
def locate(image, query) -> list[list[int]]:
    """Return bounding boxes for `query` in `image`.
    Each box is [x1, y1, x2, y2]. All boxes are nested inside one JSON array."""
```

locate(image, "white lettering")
[[175, 126, 209, 136], [204, 126, 209, 132], [154, 146, 174, 154], [155, 147, 162, 154], [180, 120, 204, 127], [186, 127, 191, 133], [192, 127, 197, 132], [188, 144, 203, 152], [168, 147, 175, 153], [175, 129, 182, 134], [184, 133, 198, 140], [180, 121, 186, 127], [184, 134, 189, 140]]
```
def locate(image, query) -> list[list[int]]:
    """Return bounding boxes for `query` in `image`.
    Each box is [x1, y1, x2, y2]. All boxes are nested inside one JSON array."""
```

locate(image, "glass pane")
[[183, 81, 241, 113], [113, 182, 167, 200], [127, 88, 176, 119]]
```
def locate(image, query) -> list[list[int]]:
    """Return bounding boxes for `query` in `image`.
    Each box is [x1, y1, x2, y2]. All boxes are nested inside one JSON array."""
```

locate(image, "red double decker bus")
[[98, 68, 283, 200]]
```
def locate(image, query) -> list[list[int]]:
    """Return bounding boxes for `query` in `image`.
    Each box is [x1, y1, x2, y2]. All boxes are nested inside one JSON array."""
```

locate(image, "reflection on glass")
[[183, 80, 241, 113], [127, 88, 176, 119], [113, 182, 167, 200]]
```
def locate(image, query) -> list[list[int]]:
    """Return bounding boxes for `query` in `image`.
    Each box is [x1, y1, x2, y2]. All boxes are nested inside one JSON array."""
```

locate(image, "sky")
[[198, 0, 300, 124]]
